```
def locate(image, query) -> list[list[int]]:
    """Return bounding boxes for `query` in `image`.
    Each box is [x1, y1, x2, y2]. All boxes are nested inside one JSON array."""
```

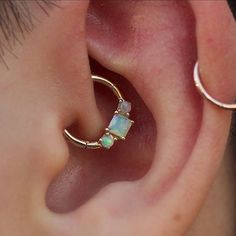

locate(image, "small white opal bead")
[[118, 101, 131, 113]]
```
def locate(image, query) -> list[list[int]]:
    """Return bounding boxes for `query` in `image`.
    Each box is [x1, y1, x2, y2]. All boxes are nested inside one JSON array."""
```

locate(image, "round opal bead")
[[101, 134, 114, 149], [118, 101, 131, 113]]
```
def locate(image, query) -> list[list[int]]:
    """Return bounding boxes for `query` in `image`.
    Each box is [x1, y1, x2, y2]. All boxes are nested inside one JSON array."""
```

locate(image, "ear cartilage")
[[64, 75, 134, 150], [194, 62, 236, 110]]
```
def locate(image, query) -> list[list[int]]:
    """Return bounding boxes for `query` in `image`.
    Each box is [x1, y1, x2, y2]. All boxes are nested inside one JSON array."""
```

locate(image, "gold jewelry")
[[194, 62, 236, 110], [64, 75, 134, 149]]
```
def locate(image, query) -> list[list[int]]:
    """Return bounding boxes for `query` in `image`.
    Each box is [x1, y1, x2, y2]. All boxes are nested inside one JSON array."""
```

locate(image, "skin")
[[0, 0, 235, 235]]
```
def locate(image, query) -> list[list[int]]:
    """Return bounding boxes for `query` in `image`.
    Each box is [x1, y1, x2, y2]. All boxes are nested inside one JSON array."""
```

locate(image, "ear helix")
[[194, 61, 236, 110]]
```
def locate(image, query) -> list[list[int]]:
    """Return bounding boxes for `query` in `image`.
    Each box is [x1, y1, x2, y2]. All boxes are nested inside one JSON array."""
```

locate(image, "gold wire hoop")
[[64, 75, 134, 150], [194, 62, 236, 110]]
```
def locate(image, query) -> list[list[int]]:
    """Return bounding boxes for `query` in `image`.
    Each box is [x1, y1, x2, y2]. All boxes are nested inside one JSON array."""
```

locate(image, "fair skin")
[[0, 0, 235, 235]]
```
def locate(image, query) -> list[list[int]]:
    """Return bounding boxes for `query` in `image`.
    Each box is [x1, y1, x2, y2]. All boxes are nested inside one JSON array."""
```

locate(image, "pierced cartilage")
[[64, 75, 133, 150]]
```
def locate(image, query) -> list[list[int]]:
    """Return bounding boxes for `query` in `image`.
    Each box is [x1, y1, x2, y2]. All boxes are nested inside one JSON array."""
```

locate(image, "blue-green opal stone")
[[101, 134, 114, 149], [108, 114, 132, 138]]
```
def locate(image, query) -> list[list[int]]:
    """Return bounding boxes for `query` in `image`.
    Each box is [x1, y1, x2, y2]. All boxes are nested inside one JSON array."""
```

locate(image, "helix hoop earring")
[[64, 75, 134, 150], [194, 62, 236, 110]]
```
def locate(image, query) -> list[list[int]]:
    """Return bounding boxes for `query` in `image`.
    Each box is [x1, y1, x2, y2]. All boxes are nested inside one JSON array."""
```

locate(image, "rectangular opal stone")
[[108, 114, 132, 138]]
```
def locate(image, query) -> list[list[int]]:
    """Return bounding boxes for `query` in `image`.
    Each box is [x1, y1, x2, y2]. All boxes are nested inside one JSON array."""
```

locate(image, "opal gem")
[[108, 114, 132, 138], [101, 134, 114, 149], [118, 101, 132, 113]]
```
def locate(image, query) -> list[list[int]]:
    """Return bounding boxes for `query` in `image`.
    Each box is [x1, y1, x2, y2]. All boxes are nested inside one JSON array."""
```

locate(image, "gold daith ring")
[[64, 75, 134, 150]]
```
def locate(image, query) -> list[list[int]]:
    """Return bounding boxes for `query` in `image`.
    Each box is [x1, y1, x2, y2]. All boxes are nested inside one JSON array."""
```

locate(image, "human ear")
[[2, 1, 236, 235], [47, 0, 236, 235], [83, 1, 236, 235]]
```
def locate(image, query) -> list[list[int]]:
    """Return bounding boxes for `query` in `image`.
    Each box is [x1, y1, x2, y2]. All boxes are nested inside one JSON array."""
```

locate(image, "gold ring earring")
[[64, 75, 134, 150], [194, 62, 236, 110]]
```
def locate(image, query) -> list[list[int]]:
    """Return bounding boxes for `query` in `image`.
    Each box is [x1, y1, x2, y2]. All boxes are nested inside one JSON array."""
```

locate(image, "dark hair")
[[0, 0, 57, 67], [227, 1, 236, 155], [228, 0, 236, 18]]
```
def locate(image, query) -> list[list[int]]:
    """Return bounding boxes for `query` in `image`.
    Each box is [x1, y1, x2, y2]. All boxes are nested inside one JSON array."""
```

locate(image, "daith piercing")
[[64, 75, 134, 150]]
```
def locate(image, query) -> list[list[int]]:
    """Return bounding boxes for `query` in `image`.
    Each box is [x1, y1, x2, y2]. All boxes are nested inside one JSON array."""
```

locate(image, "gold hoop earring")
[[64, 75, 134, 150], [194, 62, 236, 110]]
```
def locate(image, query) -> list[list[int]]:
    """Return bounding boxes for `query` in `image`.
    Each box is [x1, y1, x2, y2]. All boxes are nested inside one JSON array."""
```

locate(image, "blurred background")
[[228, 0, 236, 17]]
